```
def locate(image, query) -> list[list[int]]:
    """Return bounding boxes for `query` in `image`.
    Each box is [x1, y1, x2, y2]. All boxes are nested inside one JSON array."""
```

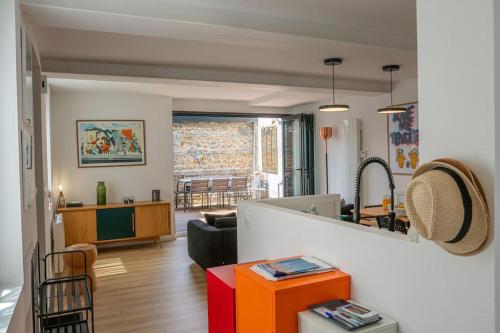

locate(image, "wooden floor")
[[93, 237, 208, 333]]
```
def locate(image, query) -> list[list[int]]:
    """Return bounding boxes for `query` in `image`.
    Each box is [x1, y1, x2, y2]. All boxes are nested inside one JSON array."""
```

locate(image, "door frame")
[[281, 113, 315, 197], [172, 111, 287, 236]]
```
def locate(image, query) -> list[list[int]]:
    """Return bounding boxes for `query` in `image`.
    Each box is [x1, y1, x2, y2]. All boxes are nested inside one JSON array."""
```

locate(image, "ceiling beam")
[[42, 59, 389, 93], [249, 92, 292, 106]]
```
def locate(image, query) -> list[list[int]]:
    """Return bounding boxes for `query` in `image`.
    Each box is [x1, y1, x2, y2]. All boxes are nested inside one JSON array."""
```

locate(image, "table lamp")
[[57, 184, 66, 208]]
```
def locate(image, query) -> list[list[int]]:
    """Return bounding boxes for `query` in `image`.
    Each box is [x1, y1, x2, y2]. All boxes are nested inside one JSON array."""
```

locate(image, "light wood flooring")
[[93, 237, 208, 333]]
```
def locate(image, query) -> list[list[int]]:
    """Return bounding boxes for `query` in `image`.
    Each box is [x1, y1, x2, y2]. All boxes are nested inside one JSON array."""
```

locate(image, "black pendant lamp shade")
[[319, 58, 350, 112], [378, 65, 406, 114]]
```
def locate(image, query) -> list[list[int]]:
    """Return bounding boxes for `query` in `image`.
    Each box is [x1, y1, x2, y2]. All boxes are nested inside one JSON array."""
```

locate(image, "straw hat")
[[404, 158, 489, 255]]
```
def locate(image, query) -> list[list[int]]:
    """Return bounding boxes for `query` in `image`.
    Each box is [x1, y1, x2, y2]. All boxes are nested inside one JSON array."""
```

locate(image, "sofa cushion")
[[214, 216, 237, 228], [204, 212, 236, 226]]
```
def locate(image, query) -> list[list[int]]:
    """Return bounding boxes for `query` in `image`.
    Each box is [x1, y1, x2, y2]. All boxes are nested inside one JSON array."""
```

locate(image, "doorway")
[[172, 112, 314, 236], [172, 112, 277, 235]]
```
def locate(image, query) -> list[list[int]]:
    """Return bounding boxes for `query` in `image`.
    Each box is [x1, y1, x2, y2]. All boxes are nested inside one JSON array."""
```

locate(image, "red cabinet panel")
[[207, 264, 236, 333]]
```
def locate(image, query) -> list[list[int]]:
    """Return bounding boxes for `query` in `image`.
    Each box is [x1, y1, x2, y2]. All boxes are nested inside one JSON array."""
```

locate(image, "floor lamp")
[[319, 127, 334, 193]]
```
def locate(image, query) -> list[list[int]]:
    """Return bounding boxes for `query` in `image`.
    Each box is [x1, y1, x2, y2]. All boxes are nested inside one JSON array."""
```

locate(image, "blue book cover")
[[259, 258, 320, 277]]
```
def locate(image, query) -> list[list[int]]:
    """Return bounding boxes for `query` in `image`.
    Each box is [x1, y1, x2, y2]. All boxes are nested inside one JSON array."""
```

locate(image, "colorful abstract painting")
[[77, 120, 146, 167], [387, 102, 419, 175]]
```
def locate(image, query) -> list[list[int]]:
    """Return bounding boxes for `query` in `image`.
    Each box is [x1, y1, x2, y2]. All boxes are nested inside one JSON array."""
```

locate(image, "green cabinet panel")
[[97, 207, 135, 241]]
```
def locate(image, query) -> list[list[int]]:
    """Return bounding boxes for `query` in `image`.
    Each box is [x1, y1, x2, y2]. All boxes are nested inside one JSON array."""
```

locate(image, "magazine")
[[310, 299, 381, 331], [250, 256, 334, 281], [339, 303, 380, 323]]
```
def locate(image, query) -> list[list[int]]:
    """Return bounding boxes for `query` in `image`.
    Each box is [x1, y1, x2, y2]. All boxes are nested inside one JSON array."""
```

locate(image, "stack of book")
[[250, 256, 335, 281], [311, 299, 381, 330]]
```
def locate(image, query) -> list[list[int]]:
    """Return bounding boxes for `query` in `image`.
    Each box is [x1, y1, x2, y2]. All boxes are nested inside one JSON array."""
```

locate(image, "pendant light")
[[319, 57, 350, 112], [378, 65, 406, 114]]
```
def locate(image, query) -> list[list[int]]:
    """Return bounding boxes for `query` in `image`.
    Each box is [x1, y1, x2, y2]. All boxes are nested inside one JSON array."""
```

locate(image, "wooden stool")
[[63, 243, 98, 291]]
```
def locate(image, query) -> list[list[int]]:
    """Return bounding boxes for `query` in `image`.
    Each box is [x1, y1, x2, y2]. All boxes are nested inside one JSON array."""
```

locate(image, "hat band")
[[435, 167, 472, 244]]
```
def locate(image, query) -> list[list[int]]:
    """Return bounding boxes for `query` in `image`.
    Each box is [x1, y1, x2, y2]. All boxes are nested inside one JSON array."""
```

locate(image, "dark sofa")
[[187, 218, 237, 270]]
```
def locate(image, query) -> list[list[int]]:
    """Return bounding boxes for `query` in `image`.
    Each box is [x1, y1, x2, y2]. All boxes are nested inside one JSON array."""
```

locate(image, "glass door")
[[282, 113, 315, 196]]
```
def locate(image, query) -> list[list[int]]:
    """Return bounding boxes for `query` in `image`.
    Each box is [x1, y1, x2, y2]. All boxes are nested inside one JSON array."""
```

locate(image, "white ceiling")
[[22, 0, 417, 49], [33, 26, 417, 82], [23, 0, 417, 107], [48, 75, 352, 108]]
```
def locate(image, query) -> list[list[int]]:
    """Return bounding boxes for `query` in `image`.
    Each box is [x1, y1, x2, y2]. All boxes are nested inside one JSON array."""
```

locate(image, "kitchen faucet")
[[353, 157, 396, 232]]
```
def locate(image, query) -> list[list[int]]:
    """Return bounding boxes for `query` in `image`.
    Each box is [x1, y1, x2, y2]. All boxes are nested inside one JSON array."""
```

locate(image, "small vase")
[[96, 181, 107, 205]]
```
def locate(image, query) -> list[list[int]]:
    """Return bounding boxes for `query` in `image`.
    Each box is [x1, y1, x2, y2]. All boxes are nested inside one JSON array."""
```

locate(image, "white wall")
[[41, 86, 53, 256], [1, 1, 41, 332], [495, 0, 500, 328], [292, 78, 417, 205], [50, 91, 174, 228], [0, 0, 24, 290], [238, 1, 498, 333], [259, 194, 341, 219], [417, 0, 496, 330], [173, 98, 290, 115]]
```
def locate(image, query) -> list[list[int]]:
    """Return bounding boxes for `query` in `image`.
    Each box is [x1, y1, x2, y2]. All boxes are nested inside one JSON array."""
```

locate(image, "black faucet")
[[353, 157, 396, 232]]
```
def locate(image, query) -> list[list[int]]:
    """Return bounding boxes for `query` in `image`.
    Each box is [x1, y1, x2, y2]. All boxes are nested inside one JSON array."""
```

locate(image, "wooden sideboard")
[[57, 201, 171, 246]]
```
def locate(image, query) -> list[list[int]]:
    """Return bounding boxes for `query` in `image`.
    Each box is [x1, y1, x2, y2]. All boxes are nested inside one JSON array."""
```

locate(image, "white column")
[[0, 0, 23, 287], [417, 0, 497, 331]]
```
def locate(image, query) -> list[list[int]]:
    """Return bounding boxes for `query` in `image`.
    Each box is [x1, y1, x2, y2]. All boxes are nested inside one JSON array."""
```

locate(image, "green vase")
[[97, 181, 107, 205]]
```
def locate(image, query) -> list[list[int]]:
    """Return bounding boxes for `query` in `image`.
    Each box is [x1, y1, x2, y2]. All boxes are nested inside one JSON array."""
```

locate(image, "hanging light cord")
[[390, 69, 393, 105], [332, 64, 336, 104]]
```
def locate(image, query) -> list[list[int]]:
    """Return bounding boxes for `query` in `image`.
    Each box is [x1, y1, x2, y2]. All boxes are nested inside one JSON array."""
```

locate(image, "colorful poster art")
[[77, 120, 146, 167], [387, 102, 419, 175]]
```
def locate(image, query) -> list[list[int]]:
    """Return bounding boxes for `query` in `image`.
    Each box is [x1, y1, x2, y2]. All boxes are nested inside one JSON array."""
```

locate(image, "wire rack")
[[32, 243, 95, 333]]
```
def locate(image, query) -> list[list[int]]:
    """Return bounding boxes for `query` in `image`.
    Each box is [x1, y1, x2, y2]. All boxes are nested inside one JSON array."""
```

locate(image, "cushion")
[[63, 243, 98, 267], [204, 212, 236, 226], [214, 216, 237, 228]]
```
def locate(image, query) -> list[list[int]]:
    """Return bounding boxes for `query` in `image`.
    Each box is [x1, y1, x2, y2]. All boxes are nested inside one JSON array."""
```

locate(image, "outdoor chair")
[[186, 178, 209, 212], [175, 179, 187, 209], [227, 177, 249, 207], [209, 177, 230, 208]]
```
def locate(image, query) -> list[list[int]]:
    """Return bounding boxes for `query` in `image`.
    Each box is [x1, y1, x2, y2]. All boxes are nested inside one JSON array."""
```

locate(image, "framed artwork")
[[77, 120, 146, 167], [261, 126, 278, 174], [387, 102, 419, 175]]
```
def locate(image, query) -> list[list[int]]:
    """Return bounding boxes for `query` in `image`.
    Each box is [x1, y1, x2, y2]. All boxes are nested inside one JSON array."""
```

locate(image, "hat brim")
[[409, 160, 489, 256]]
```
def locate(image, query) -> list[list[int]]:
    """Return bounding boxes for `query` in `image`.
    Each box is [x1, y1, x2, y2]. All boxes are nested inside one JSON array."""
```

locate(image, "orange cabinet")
[[235, 261, 350, 333]]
